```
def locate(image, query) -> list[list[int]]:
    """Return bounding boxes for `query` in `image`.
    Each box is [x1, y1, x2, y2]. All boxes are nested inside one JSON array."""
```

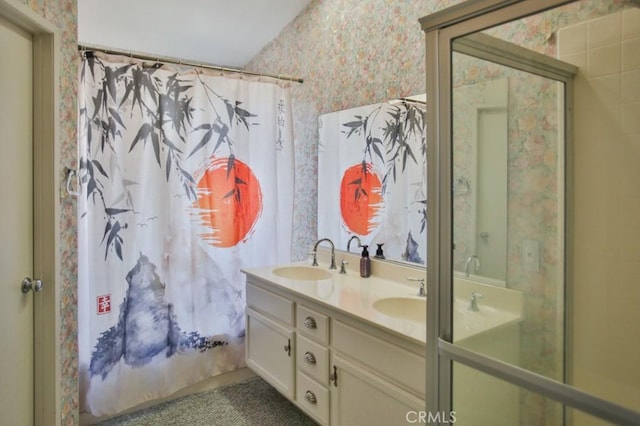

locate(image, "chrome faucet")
[[339, 259, 348, 274], [464, 255, 480, 277], [311, 238, 337, 269], [346, 235, 362, 252], [407, 277, 426, 297], [469, 291, 484, 312]]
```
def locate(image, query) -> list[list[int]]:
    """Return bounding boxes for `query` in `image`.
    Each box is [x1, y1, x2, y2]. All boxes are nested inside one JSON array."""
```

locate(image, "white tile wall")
[[559, 7, 640, 420], [622, 7, 640, 39], [622, 37, 640, 71], [558, 22, 587, 54], [588, 13, 621, 48], [621, 102, 640, 134], [621, 70, 640, 102], [588, 44, 621, 77]]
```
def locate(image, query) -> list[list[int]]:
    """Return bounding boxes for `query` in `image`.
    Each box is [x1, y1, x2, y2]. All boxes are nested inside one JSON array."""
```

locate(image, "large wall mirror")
[[317, 99, 427, 265], [315, 54, 512, 280]]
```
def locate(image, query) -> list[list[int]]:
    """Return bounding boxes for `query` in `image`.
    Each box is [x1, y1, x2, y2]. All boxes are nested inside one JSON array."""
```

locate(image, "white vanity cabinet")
[[245, 276, 426, 426]]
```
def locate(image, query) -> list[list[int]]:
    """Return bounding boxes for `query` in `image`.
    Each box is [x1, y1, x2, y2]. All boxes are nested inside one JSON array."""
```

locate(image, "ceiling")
[[78, 0, 312, 68]]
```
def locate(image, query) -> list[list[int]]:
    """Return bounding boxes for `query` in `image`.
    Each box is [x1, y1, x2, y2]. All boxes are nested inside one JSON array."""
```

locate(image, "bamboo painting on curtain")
[[318, 100, 426, 264], [77, 52, 294, 416]]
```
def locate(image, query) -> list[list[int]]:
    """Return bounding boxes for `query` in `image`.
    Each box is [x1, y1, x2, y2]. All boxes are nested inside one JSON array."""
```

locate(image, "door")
[[0, 13, 34, 425], [474, 106, 507, 281]]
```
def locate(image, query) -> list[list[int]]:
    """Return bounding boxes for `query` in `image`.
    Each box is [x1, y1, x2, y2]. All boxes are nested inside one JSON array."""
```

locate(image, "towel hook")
[[453, 176, 471, 195], [65, 167, 81, 197]]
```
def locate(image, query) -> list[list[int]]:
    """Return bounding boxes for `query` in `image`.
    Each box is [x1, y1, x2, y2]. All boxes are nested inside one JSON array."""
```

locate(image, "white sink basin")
[[373, 297, 426, 323], [272, 266, 332, 281], [453, 298, 520, 341], [372, 295, 520, 339]]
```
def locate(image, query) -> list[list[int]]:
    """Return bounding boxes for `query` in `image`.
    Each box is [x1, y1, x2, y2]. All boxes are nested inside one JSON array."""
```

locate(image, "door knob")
[[21, 277, 43, 293]]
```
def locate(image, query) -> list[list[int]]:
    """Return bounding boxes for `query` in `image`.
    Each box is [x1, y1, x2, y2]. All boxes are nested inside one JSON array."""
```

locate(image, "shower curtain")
[[77, 52, 294, 416]]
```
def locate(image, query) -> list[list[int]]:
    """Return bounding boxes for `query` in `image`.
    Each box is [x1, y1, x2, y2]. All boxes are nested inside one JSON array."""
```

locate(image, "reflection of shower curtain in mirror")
[[318, 100, 426, 264], [77, 52, 294, 416]]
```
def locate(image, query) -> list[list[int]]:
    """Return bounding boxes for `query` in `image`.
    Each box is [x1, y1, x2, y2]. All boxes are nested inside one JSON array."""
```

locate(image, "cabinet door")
[[330, 354, 424, 426], [246, 307, 295, 399]]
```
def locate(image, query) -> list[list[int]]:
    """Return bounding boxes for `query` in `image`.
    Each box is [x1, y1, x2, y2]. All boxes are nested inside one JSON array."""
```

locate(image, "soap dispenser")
[[360, 245, 371, 278], [374, 243, 385, 259]]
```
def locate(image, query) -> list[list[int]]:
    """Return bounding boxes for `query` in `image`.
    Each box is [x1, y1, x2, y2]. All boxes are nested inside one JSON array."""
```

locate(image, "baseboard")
[[79, 367, 257, 425]]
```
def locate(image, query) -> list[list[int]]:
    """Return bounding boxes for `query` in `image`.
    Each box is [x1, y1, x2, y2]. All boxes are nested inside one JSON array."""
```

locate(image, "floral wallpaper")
[[14, 0, 636, 424], [246, 0, 464, 260]]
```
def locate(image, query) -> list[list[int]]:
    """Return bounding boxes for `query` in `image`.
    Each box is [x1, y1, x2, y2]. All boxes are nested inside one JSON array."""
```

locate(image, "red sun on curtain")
[[339, 162, 383, 236], [195, 156, 262, 247]]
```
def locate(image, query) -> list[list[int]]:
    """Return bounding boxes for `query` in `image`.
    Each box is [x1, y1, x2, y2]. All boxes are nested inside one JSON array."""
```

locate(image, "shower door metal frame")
[[421, 0, 640, 424]]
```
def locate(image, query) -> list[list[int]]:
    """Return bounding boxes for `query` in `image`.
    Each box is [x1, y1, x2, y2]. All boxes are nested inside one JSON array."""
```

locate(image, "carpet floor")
[[96, 376, 318, 426]]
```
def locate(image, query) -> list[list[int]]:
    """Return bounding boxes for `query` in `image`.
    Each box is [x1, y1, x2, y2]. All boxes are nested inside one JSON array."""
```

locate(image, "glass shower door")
[[451, 46, 567, 426], [423, 1, 640, 424]]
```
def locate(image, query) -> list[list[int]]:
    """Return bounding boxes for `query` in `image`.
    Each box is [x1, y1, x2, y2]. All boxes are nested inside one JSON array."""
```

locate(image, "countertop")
[[242, 259, 428, 346], [242, 250, 524, 346]]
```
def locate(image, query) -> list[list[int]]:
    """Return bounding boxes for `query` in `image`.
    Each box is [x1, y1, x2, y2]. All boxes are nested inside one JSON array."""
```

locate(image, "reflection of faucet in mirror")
[[312, 238, 337, 269], [346, 235, 362, 253], [464, 255, 480, 277], [469, 290, 484, 312], [407, 277, 426, 297]]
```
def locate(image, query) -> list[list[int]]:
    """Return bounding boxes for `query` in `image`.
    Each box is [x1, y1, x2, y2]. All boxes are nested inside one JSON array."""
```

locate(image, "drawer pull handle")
[[304, 390, 317, 404], [304, 351, 317, 365], [304, 316, 317, 329], [284, 339, 291, 357]]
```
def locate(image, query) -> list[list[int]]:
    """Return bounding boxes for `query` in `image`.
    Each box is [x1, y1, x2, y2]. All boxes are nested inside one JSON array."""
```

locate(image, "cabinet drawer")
[[296, 370, 329, 425], [333, 320, 425, 398], [296, 334, 329, 386], [296, 304, 329, 344], [246, 282, 294, 326]]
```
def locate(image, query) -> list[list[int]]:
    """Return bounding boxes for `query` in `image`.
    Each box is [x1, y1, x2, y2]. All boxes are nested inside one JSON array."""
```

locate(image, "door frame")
[[0, 0, 60, 424]]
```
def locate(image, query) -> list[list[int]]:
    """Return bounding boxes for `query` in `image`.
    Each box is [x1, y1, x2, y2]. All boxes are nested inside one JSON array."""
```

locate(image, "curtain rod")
[[77, 43, 304, 84]]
